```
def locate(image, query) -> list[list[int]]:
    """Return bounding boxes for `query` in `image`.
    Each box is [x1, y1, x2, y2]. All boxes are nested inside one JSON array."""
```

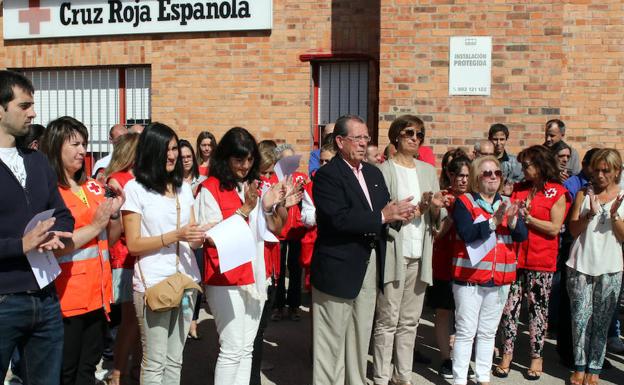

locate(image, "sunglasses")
[[481, 170, 502, 178], [402, 128, 425, 140]]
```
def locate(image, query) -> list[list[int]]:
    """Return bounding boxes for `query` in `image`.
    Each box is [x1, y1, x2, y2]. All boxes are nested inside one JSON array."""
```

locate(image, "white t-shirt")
[[0, 147, 26, 187], [567, 193, 624, 276], [91, 153, 112, 178], [122, 180, 201, 292], [394, 163, 425, 259]]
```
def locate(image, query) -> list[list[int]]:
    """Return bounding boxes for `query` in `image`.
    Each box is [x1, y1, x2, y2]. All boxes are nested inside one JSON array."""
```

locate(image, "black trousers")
[[61, 309, 107, 385], [250, 283, 277, 385], [274, 240, 302, 310]]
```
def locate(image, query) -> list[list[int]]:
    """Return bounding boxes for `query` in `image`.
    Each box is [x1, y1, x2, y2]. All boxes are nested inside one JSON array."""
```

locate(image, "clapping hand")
[[281, 175, 304, 208], [610, 191, 624, 217], [505, 201, 520, 223], [242, 180, 260, 216], [492, 200, 507, 226], [22, 217, 73, 254], [382, 196, 416, 223], [587, 189, 600, 217]]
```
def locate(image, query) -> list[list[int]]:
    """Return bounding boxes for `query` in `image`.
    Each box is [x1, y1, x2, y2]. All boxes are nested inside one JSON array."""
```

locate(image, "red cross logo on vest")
[[18, 0, 51, 35], [86, 181, 103, 195]]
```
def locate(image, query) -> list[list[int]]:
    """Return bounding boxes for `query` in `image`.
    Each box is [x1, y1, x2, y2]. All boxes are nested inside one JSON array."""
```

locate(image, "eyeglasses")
[[401, 128, 425, 141], [454, 173, 470, 180], [521, 161, 533, 170], [481, 170, 502, 178], [343, 135, 372, 144]]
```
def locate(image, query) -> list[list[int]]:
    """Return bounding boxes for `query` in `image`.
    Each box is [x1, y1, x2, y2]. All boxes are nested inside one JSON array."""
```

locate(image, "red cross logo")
[[18, 0, 51, 35], [86, 181, 103, 195]]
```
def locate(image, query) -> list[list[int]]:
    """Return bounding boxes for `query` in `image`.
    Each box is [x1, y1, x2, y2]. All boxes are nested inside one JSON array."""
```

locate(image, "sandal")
[[492, 365, 510, 378], [569, 371, 585, 385], [583, 373, 599, 385], [526, 357, 542, 381]]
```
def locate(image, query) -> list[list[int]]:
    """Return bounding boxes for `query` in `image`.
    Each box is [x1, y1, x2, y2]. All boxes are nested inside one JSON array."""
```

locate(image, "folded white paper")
[[205, 214, 256, 273], [466, 214, 497, 266], [24, 209, 62, 288], [274, 154, 302, 181]]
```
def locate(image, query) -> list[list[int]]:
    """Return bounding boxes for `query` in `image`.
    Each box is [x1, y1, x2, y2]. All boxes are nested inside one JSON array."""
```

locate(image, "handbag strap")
[[137, 190, 182, 291]]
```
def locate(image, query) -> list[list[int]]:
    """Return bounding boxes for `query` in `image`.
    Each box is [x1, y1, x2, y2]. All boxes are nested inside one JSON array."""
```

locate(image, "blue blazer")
[[311, 155, 390, 299]]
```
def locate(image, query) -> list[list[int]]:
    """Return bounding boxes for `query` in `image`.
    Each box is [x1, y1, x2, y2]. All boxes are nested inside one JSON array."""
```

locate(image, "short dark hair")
[[195, 131, 218, 164], [41, 116, 89, 189], [546, 119, 566, 135], [517, 145, 561, 188], [488, 123, 509, 140], [333, 115, 366, 148], [550, 140, 571, 156], [582, 147, 600, 167], [210, 127, 260, 191], [388, 115, 425, 145], [0, 70, 34, 110], [16, 123, 45, 149], [134, 122, 183, 195], [179, 139, 199, 180]]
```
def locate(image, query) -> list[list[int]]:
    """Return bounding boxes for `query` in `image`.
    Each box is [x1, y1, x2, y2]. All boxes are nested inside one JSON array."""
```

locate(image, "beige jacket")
[[379, 159, 440, 286]]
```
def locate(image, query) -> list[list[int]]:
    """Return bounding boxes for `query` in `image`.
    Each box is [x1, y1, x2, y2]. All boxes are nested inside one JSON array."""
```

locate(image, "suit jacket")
[[379, 159, 440, 287], [311, 155, 390, 299]]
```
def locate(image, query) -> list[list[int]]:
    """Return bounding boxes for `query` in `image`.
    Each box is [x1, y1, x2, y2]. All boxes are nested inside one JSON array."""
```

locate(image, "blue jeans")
[[0, 286, 64, 385]]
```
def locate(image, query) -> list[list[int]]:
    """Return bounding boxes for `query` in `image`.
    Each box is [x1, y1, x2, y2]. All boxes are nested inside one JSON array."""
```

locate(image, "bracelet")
[[160, 234, 166, 247], [110, 211, 120, 220], [236, 208, 249, 219]]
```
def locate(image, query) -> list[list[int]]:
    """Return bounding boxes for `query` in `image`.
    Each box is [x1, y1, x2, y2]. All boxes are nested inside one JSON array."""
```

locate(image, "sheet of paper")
[[24, 209, 62, 288], [274, 154, 302, 181], [205, 214, 256, 273], [466, 214, 497, 266]]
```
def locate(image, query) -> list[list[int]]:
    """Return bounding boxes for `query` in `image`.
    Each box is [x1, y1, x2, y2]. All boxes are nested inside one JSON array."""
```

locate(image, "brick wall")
[[379, 0, 624, 165], [2, 1, 621, 168], [0, 0, 347, 157]]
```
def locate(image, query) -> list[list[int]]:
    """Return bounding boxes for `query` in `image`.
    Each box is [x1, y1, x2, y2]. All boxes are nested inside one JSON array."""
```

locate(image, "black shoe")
[[438, 359, 453, 379], [468, 365, 476, 379], [413, 350, 432, 365], [603, 358, 613, 370]]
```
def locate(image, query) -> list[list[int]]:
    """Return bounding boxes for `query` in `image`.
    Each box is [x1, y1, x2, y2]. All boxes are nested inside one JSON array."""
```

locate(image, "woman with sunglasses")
[[451, 155, 527, 385], [373, 115, 443, 385], [566, 149, 624, 385], [495, 145, 569, 380]]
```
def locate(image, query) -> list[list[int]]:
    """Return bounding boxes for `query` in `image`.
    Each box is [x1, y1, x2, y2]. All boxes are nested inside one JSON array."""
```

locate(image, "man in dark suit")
[[311, 115, 414, 385]]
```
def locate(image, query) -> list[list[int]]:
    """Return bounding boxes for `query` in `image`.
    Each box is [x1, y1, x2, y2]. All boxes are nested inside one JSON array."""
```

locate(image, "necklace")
[[599, 202, 608, 224]]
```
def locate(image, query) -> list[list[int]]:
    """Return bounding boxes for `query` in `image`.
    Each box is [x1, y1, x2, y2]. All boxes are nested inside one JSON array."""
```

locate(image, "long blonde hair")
[[105, 133, 139, 178]]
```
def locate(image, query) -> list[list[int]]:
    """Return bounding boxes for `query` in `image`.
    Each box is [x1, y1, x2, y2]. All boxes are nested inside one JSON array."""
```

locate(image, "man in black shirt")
[[0, 70, 74, 385]]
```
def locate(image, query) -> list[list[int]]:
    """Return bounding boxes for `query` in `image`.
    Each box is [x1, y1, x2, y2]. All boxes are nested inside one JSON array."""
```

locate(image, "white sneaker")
[[607, 337, 624, 354]]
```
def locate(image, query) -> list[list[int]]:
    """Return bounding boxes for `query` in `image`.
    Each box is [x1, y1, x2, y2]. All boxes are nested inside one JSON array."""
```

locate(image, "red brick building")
[[2, 1, 622, 164]]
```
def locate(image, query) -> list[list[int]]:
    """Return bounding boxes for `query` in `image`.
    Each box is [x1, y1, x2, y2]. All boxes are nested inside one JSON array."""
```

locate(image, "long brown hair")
[[40, 116, 89, 189]]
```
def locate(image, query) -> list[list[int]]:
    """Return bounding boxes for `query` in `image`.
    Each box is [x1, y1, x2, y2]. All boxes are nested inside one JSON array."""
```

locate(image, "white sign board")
[[449, 36, 492, 96], [4, 0, 272, 40]]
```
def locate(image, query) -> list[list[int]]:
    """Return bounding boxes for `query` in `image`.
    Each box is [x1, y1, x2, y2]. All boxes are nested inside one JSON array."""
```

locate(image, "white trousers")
[[206, 285, 264, 385], [452, 283, 510, 385]]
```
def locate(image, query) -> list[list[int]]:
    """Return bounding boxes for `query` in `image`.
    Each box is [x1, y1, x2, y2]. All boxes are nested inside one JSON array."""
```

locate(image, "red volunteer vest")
[[56, 180, 113, 318], [201, 176, 256, 286], [451, 193, 517, 286], [512, 182, 570, 272], [432, 196, 463, 282]]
